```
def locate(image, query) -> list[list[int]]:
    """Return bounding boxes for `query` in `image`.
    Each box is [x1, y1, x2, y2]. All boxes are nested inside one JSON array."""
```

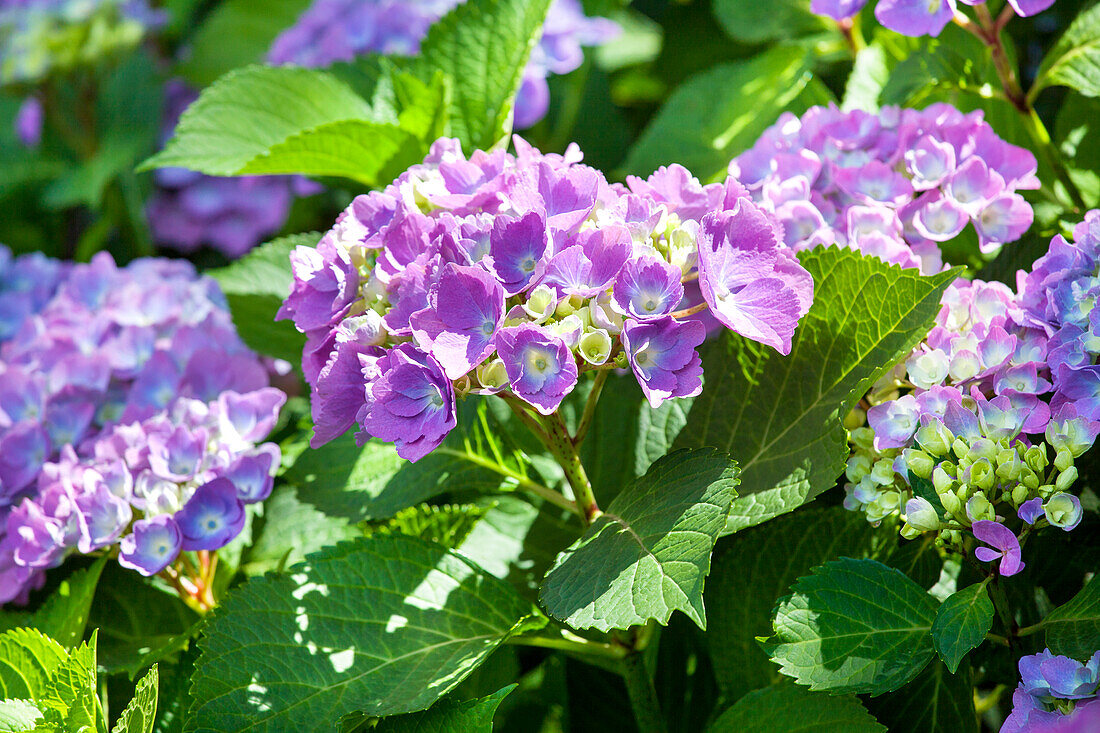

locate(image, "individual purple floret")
[[411, 263, 505, 379], [267, 0, 618, 130], [175, 478, 247, 551], [495, 323, 579, 415], [118, 515, 183, 576], [1003, 650, 1100, 733], [972, 520, 1025, 576], [808, 0, 1055, 36], [732, 104, 1038, 270], [621, 318, 705, 408], [613, 257, 685, 322]]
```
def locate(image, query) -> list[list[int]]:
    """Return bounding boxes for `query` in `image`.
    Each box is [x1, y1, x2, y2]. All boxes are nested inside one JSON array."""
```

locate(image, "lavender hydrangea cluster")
[[147, 81, 320, 258], [842, 213, 1100, 576], [732, 104, 1038, 273], [810, 0, 1055, 37], [267, 0, 619, 129], [278, 137, 813, 461], [0, 0, 163, 85], [1002, 649, 1100, 733]]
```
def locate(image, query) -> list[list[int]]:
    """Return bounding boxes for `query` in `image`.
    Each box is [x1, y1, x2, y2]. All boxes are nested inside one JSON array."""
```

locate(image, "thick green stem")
[[1016, 621, 1043, 638], [574, 369, 608, 446], [621, 652, 666, 733], [545, 411, 601, 524], [508, 630, 627, 660]]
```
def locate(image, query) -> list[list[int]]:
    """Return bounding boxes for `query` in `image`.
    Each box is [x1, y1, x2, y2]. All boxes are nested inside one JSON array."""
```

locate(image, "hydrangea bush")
[[1, 0, 1100, 732]]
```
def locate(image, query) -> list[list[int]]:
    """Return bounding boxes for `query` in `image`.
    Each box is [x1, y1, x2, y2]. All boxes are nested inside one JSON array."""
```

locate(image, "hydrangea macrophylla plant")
[[1002, 649, 1100, 732], [0, 246, 281, 607], [267, 0, 619, 129], [842, 211, 1100, 576], [279, 136, 813, 474], [732, 103, 1038, 273], [811, 0, 1055, 37]]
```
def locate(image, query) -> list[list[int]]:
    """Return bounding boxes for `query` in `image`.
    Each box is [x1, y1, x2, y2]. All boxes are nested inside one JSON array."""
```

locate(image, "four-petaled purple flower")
[[119, 515, 183, 577], [494, 324, 579, 415], [621, 318, 705, 408], [411, 263, 505, 379], [175, 478, 247, 552]]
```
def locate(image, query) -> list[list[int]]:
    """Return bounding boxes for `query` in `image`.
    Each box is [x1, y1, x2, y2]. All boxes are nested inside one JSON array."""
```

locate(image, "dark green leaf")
[[763, 558, 939, 695], [0, 629, 67, 700], [540, 449, 740, 631], [931, 583, 993, 674], [1044, 575, 1100, 661], [186, 534, 545, 732], [356, 685, 515, 733], [112, 665, 159, 733], [705, 508, 874, 701], [1034, 3, 1100, 98], [708, 680, 884, 732], [711, 0, 831, 44], [677, 247, 959, 532], [864, 659, 976, 733]]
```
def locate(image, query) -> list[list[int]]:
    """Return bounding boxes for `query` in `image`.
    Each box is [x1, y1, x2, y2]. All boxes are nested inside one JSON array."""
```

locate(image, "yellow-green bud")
[[846, 454, 873, 483], [1055, 466, 1079, 492], [1054, 448, 1074, 473], [1038, 484, 1055, 500], [952, 438, 970, 460], [870, 458, 896, 485], [940, 490, 961, 517], [967, 439, 997, 463], [969, 458, 995, 492], [1011, 485, 1029, 506], [915, 420, 952, 457], [578, 329, 613, 366], [966, 493, 994, 522], [850, 427, 875, 452], [1021, 468, 1040, 490], [1025, 445, 1048, 474], [996, 449, 1024, 482], [844, 407, 867, 431], [903, 449, 935, 479], [477, 358, 509, 390], [933, 465, 955, 494]]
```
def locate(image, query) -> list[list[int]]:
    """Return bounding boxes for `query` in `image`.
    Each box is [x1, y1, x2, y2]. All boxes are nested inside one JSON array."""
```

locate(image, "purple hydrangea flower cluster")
[[0, 248, 271, 511], [267, 0, 619, 129], [279, 137, 813, 461], [732, 104, 1038, 272], [0, 0, 164, 84], [1003, 649, 1100, 733], [843, 214, 1100, 568], [147, 81, 320, 258], [811, 0, 1055, 38], [0, 387, 285, 605]]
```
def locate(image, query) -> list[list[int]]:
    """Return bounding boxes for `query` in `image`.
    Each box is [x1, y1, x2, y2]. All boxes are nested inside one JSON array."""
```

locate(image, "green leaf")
[[677, 247, 959, 532], [931, 583, 993, 674], [622, 46, 814, 182], [910, 475, 947, 521], [864, 659, 977, 733], [187, 534, 545, 732], [241, 485, 361, 576], [1044, 575, 1100, 661], [210, 233, 316, 365], [707, 680, 885, 733], [539, 448, 740, 632], [711, 0, 831, 44], [409, 0, 552, 150], [366, 503, 492, 549], [36, 632, 102, 733], [0, 629, 67, 700], [762, 557, 939, 695], [705, 508, 874, 702], [0, 700, 41, 732], [357, 685, 515, 733], [1033, 3, 1100, 99], [32, 558, 107, 650], [139, 65, 373, 175], [178, 0, 313, 87], [111, 665, 159, 733]]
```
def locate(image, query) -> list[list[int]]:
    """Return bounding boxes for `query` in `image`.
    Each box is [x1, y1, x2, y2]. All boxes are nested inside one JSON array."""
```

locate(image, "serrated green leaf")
[[1044, 575, 1100, 661], [241, 485, 361, 576], [1033, 3, 1100, 99], [186, 534, 545, 732], [33, 558, 107, 650], [351, 684, 516, 733], [177, 0, 312, 87], [0, 700, 41, 732], [539, 449, 740, 632], [763, 557, 939, 695], [366, 503, 491, 549], [708, 680, 885, 732], [864, 659, 977, 733], [711, 0, 831, 44], [139, 65, 373, 175], [210, 233, 316, 364], [622, 46, 815, 182], [36, 632, 102, 733], [705, 508, 875, 701], [931, 583, 993, 674], [111, 666, 158, 733], [409, 0, 552, 150], [0, 629, 68, 701], [677, 247, 959, 533]]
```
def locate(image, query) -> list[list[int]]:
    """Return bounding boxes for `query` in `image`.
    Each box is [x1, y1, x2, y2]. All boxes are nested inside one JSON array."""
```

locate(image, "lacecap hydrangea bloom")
[[842, 213, 1100, 575], [1002, 649, 1100, 732], [811, 0, 1055, 38], [0, 0, 164, 85], [0, 247, 282, 604], [147, 81, 320, 258], [732, 104, 1037, 273], [279, 137, 813, 461], [267, 0, 619, 129]]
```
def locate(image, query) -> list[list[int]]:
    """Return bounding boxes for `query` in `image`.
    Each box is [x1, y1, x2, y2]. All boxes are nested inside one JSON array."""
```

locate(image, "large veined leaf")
[[0, 699, 41, 732], [1033, 3, 1100, 99], [622, 46, 820, 182], [677, 247, 959, 532], [865, 660, 977, 733], [931, 583, 993, 674], [408, 0, 552, 150], [711, 0, 831, 44], [539, 449, 739, 632], [0, 629, 67, 700], [186, 534, 545, 732], [348, 685, 515, 732], [1044, 576, 1100, 660], [111, 665, 159, 733], [36, 634, 103, 733], [707, 680, 885, 733], [705, 508, 874, 701], [762, 558, 939, 695]]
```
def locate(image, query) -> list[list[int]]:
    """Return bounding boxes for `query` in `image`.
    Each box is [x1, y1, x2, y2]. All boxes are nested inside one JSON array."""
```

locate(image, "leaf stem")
[[574, 369, 608, 446], [435, 446, 582, 517], [621, 651, 666, 733], [508, 630, 627, 660], [985, 632, 1010, 647], [1016, 621, 1043, 638]]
